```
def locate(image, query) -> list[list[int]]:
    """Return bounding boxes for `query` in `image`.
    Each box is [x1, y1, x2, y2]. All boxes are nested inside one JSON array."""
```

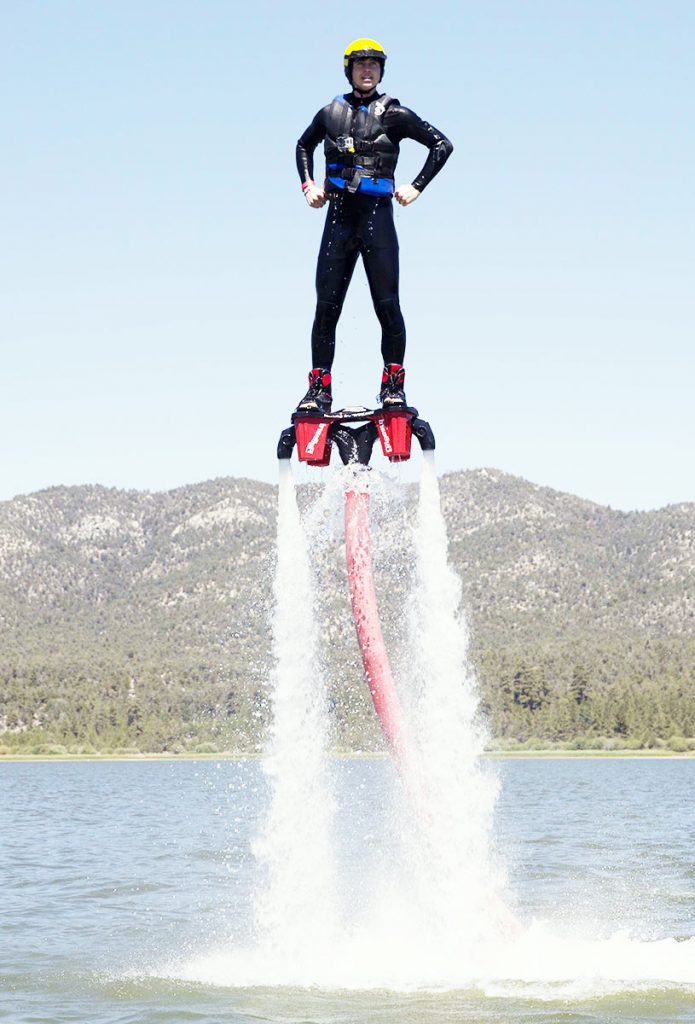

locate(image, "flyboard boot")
[[379, 363, 406, 407], [296, 367, 332, 414]]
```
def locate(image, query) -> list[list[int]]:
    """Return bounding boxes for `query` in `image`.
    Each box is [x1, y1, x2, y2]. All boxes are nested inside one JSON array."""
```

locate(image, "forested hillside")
[[1, 471, 692, 754]]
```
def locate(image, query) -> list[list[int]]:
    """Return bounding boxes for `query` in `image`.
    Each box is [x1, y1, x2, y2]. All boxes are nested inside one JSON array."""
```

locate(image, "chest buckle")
[[336, 134, 355, 154]]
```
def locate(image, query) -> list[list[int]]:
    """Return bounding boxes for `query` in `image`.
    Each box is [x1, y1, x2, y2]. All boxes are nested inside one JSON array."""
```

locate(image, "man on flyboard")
[[295, 38, 453, 415]]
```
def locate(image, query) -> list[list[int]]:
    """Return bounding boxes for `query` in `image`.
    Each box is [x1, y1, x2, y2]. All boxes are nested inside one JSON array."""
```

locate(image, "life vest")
[[323, 94, 398, 196]]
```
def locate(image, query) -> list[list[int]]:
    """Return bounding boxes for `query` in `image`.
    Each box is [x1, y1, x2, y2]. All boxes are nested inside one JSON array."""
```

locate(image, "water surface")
[[1, 758, 694, 1023]]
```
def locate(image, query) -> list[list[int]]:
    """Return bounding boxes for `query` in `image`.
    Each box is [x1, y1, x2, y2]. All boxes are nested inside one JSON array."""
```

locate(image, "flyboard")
[[277, 405, 435, 767]]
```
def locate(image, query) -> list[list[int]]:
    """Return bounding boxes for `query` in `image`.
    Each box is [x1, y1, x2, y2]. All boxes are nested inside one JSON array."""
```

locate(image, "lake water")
[[1, 757, 694, 1024]]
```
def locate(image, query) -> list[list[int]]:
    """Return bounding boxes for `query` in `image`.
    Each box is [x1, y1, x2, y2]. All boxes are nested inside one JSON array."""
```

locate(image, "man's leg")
[[311, 197, 360, 369], [361, 199, 407, 405], [297, 195, 359, 412]]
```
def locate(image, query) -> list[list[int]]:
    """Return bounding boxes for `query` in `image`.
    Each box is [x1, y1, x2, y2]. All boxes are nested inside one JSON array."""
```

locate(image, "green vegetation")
[[0, 657, 268, 756], [476, 637, 695, 752], [1, 637, 693, 756]]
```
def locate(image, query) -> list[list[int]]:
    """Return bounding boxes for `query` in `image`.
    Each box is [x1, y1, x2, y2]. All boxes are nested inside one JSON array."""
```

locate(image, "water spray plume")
[[253, 451, 517, 978], [167, 452, 695, 996], [252, 461, 337, 963]]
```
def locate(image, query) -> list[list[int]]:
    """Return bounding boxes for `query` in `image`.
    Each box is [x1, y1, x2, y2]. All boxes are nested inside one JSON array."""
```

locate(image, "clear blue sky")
[[2, 1, 693, 510]]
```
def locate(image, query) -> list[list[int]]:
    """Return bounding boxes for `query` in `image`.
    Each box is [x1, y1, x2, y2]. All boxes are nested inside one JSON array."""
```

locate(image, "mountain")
[[440, 469, 693, 642], [1, 470, 692, 753]]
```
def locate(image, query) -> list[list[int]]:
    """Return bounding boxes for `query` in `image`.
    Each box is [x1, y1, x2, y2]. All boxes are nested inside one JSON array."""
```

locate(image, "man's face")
[[351, 58, 381, 93]]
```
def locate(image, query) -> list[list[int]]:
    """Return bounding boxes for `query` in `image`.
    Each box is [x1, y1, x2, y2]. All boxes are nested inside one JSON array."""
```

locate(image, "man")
[[295, 38, 453, 414]]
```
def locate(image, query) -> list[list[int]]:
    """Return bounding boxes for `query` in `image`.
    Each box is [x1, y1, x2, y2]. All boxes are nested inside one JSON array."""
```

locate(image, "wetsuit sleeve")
[[296, 110, 326, 185], [385, 105, 453, 192]]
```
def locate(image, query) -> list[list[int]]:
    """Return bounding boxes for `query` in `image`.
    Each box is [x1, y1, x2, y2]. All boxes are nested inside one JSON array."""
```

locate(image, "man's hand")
[[394, 184, 421, 207], [303, 183, 327, 208]]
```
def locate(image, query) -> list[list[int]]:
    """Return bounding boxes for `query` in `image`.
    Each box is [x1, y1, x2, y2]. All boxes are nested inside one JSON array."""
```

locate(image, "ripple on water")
[[2, 760, 694, 1023]]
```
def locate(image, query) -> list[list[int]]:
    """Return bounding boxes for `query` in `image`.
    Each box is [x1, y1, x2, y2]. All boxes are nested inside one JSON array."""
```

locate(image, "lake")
[[1, 757, 694, 1024]]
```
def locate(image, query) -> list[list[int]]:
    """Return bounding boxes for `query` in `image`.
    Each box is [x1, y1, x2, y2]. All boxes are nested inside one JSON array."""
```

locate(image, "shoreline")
[[1, 749, 693, 763]]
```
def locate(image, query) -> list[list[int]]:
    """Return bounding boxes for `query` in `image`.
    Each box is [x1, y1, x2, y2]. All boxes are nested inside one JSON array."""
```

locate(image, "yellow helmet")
[[343, 38, 387, 83]]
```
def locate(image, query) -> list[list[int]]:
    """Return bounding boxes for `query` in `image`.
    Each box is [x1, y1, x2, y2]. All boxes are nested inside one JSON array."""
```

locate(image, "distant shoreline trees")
[[2, 637, 693, 755]]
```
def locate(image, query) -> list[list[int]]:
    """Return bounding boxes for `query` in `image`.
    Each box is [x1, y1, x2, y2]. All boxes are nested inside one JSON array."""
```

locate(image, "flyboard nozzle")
[[277, 406, 435, 467], [276, 426, 296, 460], [411, 417, 435, 451]]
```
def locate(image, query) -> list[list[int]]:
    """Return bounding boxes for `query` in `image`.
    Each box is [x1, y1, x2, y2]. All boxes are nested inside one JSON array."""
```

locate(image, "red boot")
[[379, 364, 406, 407], [296, 367, 332, 414]]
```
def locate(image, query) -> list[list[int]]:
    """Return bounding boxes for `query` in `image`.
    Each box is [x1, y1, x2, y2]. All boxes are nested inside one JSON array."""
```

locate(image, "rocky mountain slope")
[[1, 470, 692, 750]]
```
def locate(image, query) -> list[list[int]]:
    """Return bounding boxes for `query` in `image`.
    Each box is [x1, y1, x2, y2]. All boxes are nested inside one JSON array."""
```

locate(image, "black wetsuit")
[[297, 92, 453, 369]]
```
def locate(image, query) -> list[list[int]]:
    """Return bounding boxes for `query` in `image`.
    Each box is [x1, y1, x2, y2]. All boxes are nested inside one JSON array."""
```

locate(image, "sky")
[[1, 1, 693, 511]]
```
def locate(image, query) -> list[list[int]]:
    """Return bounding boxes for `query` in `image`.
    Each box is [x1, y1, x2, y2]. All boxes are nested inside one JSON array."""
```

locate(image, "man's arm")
[[296, 111, 328, 208], [386, 106, 453, 198], [296, 115, 323, 183]]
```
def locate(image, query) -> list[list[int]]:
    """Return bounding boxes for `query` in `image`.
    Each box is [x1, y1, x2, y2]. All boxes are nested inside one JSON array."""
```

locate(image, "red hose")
[[345, 489, 406, 763]]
